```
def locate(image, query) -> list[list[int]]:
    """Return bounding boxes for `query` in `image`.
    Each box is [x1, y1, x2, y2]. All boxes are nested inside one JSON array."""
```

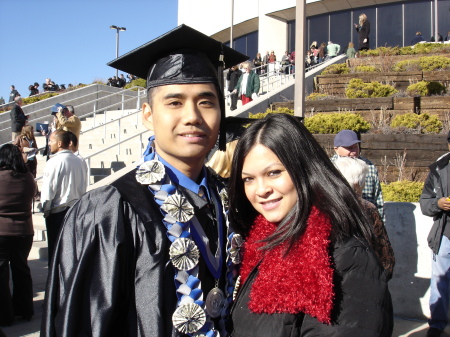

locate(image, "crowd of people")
[[2, 18, 450, 337]]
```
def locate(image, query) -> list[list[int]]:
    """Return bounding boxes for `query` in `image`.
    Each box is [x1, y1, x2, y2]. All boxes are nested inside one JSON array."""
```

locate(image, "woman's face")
[[241, 144, 297, 224]]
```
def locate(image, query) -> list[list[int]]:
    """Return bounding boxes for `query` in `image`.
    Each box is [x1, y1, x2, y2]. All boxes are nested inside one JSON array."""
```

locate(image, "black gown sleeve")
[[40, 180, 173, 337]]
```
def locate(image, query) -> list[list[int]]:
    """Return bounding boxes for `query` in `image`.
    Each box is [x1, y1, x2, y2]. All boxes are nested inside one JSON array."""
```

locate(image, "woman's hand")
[[363, 39, 367, 43]]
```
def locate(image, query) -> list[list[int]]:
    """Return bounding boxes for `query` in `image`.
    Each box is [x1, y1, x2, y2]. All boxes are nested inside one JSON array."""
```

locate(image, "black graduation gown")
[[40, 168, 227, 337]]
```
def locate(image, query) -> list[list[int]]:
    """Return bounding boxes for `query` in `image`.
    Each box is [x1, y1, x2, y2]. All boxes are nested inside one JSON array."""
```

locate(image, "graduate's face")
[[241, 144, 297, 224], [143, 83, 221, 171]]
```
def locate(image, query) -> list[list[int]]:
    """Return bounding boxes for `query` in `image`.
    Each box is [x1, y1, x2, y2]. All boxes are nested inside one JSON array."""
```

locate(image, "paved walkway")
[[2, 213, 450, 337]]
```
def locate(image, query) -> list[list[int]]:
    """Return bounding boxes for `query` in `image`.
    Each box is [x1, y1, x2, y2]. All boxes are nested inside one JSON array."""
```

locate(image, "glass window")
[[234, 36, 246, 56], [246, 31, 258, 59], [377, 3, 403, 47], [288, 20, 296, 53], [308, 14, 329, 51], [438, 0, 450, 41], [330, 11, 352, 51], [405, 0, 432, 45]]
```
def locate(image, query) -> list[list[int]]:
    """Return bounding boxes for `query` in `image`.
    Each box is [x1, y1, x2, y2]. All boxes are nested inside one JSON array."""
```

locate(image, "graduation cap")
[[107, 24, 249, 150]]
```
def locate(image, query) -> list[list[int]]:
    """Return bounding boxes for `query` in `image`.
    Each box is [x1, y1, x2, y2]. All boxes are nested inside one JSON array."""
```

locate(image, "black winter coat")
[[230, 237, 393, 337], [420, 152, 450, 254], [356, 20, 370, 50]]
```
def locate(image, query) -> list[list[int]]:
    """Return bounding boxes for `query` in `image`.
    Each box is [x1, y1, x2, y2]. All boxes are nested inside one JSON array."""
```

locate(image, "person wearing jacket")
[[420, 132, 450, 337], [227, 65, 242, 111], [228, 113, 393, 337], [232, 61, 260, 106]]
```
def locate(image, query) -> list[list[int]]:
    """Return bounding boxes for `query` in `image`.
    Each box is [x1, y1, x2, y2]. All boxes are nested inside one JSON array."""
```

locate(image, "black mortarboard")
[[107, 24, 249, 150]]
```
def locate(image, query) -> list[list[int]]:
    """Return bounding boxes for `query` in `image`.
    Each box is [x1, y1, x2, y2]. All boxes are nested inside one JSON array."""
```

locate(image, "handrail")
[[0, 85, 145, 130], [34, 129, 151, 184], [0, 88, 147, 147]]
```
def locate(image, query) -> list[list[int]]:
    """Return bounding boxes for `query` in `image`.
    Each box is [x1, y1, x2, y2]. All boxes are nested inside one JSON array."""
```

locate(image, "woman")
[[318, 42, 326, 63], [228, 114, 393, 336], [346, 42, 357, 58], [253, 53, 263, 75], [355, 13, 370, 51], [13, 125, 39, 200], [0, 144, 36, 326], [333, 156, 395, 279]]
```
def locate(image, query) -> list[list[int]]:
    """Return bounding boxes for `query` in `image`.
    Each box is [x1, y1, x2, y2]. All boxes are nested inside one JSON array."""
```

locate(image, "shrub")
[[381, 181, 424, 202], [359, 43, 449, 57], [392, 59, 421, 72], [304, 112, 371, 134], [22, 93, 58, 105], [345, 78, 398, 98], [390, 112, 443, 133], [355, 65, 380, 73], [249, 107, 294, 119], [306, 93, 330, 101], [321, 64, 349, 75], [419, 56, 450, 71], [407, 81, 446, 96], [125, 78, 146, 90]]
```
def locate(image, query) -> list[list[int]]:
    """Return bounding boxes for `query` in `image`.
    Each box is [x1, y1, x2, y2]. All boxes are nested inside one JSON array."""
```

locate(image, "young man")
[[40, 130, 88, 263], [41, 25, 247, 337]]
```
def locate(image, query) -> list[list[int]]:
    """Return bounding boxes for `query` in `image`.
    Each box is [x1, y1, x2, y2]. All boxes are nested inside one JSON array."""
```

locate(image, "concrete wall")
[[386, 202, 434, 319], [0, 84, 142, 145]]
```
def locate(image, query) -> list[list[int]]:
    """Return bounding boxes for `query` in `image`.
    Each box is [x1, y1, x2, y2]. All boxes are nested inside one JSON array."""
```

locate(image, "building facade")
[[178, 0, 450, 61]]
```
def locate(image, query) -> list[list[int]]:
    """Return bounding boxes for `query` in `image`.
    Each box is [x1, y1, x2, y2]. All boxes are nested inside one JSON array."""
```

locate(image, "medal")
[[205, 287, 226, 318]]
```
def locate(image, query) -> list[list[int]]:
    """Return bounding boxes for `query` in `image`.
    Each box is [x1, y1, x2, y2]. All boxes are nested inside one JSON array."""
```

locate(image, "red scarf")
[[239, 206, 334, 323]]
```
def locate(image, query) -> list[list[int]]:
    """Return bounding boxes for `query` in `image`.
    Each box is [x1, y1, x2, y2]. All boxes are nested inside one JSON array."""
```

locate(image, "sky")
[[0, 0, 178, 101]]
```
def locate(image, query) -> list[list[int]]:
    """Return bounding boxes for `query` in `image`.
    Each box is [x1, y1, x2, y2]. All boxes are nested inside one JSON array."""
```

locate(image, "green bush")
[[249, 107, 294, 119], [306, 93, 330, 101], [304, 112, 371, 134], [321, 64, 349, 75], [419, 56, 450, 71], [407, 81, 446, 96], [360, 43, 449, 57], [345, 78, 398, 98], [381, 181, 424, 202], [125, 78, 146, 90], [390, 112, 443, 133], [355, 65, 380, 73], [392, 59, 421, 72], [22, 93, 58, 105]]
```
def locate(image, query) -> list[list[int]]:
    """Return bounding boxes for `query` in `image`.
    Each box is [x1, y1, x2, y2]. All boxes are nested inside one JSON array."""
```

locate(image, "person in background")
[[28, 84, 39, 96], [253, 52, 263, 75], [228, 113, 393, 336], [232, 61, 260, 106], [331, 129, 385, 220], [355, 13, 371, 51], [227, 65, 242, 111], [0, 144, 36, 326], [13, 125, 39, 200], [281, 51, 291, 74], [263, 50, 270, 74], [289, 51, 296, 73], [326, 41, 341, 59], [346, 42, 357, 58], [8, 85, 20, 103], [431, 33, 443, 42], [318, 42, 326, 63], [55, 104, 81, 141], [41, 130, 88, 263], [9, 97, 27, 141], [419, 131, 450, 337], [411, 31, 425, 45], [333, 156, 395, 279]]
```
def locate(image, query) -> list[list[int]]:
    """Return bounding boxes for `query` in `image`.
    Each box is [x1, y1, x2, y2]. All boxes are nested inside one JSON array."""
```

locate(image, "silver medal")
[[205, 287, 226, 318]]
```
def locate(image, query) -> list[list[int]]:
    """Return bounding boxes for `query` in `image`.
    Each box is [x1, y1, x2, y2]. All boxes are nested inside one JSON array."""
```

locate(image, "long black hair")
[[0, 144, 28, 176], [228, 113, 374, 251]]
